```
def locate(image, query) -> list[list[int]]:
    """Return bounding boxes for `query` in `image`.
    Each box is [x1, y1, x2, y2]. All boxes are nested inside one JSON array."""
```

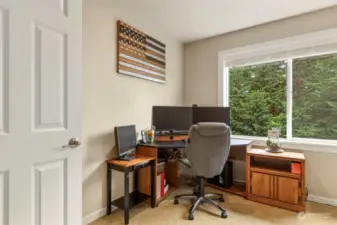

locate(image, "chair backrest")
[[186, 122, 231, 178]]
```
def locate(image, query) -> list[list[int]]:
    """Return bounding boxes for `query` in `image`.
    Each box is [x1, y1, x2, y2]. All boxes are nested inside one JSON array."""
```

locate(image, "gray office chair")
[[174, 122, 231, 220]]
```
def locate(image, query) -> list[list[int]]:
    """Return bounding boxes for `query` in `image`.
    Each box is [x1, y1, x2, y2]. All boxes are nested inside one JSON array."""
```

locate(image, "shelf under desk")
[[136, 145, 180, 205]]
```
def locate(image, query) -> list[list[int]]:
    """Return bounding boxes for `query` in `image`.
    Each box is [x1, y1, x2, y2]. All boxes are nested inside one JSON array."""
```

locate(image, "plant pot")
[[266, 146, 284, 153]]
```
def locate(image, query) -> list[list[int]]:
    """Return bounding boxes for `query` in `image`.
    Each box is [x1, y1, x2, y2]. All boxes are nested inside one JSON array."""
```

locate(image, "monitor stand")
[[118, 154, 136, 161]]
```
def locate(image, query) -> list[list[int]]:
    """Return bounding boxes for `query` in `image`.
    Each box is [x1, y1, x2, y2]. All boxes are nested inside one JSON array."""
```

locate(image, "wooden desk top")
[[106, 155, 155, 168], [138, 138, 253, 149], [248, 148, 305, 161], [231, 139, 253, 146]]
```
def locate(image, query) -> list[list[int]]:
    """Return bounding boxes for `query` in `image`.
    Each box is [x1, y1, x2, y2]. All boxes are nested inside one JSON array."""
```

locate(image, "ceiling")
[[113, 0, 337, 43]]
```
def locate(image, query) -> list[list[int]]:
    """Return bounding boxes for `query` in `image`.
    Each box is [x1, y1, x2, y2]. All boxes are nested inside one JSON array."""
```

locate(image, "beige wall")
[[184, 7, 337, 200], [83, 0, 184, 217]]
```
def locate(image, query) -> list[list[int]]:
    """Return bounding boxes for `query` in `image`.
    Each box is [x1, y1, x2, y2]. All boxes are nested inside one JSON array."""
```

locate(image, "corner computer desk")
[[136, 138, 252, 205]]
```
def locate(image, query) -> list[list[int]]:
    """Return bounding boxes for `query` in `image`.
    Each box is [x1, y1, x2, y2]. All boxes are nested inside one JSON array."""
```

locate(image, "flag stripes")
[[117, 20, 166, 83], [146, 35, 165, 48], [119, 48, 165, 69], [119, 53, 165, 72], [119, 56, 165, 75], [119, 61, 165, 78], [119, 65, 165, 81], [146, 48, 165, 60], [146, 55, 165, 66], [145, 41, 165, 54], [146, 45, 165, 56]]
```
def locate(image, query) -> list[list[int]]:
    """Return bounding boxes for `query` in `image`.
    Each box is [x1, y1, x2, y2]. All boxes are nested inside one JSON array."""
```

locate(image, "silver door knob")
[[62, 138, 81, 148]]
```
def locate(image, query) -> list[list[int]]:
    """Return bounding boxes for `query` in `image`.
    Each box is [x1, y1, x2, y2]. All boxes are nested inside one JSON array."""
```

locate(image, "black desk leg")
[[133, 169, 139, 204], [150, 160, 156, 208], [124, 170, 130, 225], [107, 165, 112, 215]]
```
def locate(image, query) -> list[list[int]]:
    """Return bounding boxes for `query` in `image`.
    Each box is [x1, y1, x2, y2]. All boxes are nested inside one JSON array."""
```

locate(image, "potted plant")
[[266, 129, 283, 153]]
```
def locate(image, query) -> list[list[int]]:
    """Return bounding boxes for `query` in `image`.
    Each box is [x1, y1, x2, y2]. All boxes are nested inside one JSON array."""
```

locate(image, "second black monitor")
[[193, 106, 230, 126]]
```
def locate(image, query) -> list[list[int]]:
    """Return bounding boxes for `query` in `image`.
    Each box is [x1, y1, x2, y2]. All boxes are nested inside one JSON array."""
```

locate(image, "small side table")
[[106, 155, 156, 225], [246, 149, 306, 212]]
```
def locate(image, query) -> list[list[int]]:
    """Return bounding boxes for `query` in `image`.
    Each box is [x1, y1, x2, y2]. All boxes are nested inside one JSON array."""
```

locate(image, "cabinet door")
[[276, 177, 299, 204], [251, 172, 272, 199]]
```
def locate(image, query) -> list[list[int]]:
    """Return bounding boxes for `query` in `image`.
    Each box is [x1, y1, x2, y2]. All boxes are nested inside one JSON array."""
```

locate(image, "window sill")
[[232, 135, 337, 154]]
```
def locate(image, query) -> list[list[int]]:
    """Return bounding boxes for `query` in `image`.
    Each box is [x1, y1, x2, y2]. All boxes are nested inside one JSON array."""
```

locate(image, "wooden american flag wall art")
[[117, 20, 166, 83]]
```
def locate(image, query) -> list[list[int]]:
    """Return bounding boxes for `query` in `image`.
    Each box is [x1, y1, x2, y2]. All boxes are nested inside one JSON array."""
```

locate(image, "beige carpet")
[[91, 187, 337, 225]]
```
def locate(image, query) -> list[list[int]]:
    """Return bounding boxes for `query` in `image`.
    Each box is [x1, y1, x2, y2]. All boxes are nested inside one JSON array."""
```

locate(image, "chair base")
[[174, 177, 227, 220]]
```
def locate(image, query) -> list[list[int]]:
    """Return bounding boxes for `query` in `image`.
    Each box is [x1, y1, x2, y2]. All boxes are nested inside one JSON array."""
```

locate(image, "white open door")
[[0, 0, 82, 225]]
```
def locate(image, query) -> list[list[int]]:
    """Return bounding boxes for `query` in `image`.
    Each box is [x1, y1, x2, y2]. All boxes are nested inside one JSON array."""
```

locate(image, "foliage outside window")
[[229, 61, 287, 138], [228, 53, 337, 140], [293, 54, 337, 140]]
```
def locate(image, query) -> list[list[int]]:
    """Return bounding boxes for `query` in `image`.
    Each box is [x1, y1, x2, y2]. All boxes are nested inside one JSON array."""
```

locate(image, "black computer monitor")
[[152, 106, 193, 132], [115, 125, 137, 160], [192, 106, 230, 126]]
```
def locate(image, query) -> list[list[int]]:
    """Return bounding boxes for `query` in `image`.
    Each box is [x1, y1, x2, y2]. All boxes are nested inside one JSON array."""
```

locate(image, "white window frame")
[[218, 28, 337, 153]]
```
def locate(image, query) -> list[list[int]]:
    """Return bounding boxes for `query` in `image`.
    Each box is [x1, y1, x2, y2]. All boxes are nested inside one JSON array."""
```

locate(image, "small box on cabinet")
[[291, 162, 301, 174]]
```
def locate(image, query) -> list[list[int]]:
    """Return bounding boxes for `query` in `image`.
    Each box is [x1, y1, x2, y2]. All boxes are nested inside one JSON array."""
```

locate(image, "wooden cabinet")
[[247, 149, 306, 212]]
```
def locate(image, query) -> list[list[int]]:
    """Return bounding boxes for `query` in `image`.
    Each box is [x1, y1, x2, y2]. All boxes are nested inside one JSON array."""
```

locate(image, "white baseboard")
[[307, 195, 337, 207], [82, 205, 118, 225]]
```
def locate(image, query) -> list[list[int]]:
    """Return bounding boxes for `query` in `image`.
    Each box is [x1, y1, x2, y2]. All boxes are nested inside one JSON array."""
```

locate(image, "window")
[[227, 52, 337, 141], [293, 54, 337, 140]]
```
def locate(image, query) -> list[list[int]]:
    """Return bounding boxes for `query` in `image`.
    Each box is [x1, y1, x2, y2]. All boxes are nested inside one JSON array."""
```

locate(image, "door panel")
[[0, 7, 8, 134], [276, 177, 299, 204], [33, 159, 66, 225], [0, 171, 9, 225], [33, 24, 68, 131], [251, 172, 271, 199]]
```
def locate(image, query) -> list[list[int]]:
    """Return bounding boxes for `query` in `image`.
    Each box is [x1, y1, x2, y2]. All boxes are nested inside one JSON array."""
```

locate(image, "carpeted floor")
[[90, 187, 337, 225]]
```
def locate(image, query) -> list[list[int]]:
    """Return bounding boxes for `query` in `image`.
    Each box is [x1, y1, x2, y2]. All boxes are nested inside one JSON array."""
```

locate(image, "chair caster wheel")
[[221, 212, 227, 218], [188, 214, 194, 220], [174, 199, 179, 205], [219, 197, 225, 202]]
